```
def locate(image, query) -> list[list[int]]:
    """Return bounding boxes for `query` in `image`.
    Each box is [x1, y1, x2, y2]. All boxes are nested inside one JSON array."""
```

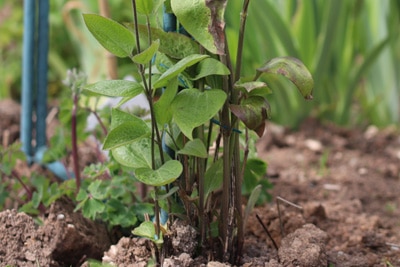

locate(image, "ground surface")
[[0, 99, 400, 266]]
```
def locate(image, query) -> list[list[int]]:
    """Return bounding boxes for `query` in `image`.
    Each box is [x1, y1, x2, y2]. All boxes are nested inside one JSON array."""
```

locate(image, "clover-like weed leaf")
[[230, 96, 271, 137], [255, 56, 314, 100], [171, 89, 227, 139], [83, 14, 135, 58]]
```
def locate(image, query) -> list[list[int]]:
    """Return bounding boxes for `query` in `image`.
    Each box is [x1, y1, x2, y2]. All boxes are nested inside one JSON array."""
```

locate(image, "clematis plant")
[[82, 0, 313, 264]]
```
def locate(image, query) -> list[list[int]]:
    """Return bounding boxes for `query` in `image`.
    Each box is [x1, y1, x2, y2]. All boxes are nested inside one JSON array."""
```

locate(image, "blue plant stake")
[[21, 0, 71, 180]]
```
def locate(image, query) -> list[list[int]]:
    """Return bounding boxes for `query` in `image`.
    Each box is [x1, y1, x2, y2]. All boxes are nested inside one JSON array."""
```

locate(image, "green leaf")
[[83, 14, 135, 58], [234, 80, 272, 98], [154, 78, 178, 125], [136, 0, 154, 15], [132, 39, 160, 64], [82, 198, 105, 220], [177, 138, 208, 158], [154, 54, 209, 88], [103, 119, 150, 150], [112, 138, 164, 169], [132, 221, 163, 244], [83, 80, 144, 98], [191, 58, 230, 80], [76, 188, 88, 202], [243, 184, 262, 230], [87, 180, 106, 200], [256, 57, 314, 100], [204, 159, 223, 202], [171, 89, 226, 139], [230, 96, 270, 137], [126, 23, 200, 59], [135, 160, 183, 186], [110, 108, 140, 130], [171, 0, 227, 54], [153, 186, 180, 201]]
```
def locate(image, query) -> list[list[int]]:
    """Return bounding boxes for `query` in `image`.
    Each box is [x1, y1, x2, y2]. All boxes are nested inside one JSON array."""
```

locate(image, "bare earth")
[[1, 99, 399, 266]]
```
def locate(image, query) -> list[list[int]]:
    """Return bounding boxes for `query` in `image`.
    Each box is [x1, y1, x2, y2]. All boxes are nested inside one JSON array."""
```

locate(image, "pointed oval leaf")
[[256, 57, 314, 100], [171, 0, 226, 54], [234, 81, 272, 98], [153, 54, 209, 88], [132, 24, 200, 59], [84, 80, 144, 98], [191, 58, 230, 80], [111, 138, 165, 169], [177, 138, 208, 158], [83, 14, 135, 58], [204, 159, 223, 202], [103, 120, 150, 150], [243, 184, 262, 230], [230, 96, 270, 137], [136, 0, 162, 15], [132, 39, 160, 64], [135, 160, 183, 186], [132, 221, 163, 244], [154, 78, 178, 125], [110, 108, 139, 130], [171, 89, 227, 139]]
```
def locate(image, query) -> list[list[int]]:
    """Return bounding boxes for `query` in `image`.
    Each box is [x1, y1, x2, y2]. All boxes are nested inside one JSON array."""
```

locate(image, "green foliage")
[[83, 14, 135, 58], [170, 0, 225, 54], [170, 89, 227, 139], [225, 0, 400, 128], [81, 1, 313, 263], [0, 1, 23, 99], [74, 162, 153, 227]]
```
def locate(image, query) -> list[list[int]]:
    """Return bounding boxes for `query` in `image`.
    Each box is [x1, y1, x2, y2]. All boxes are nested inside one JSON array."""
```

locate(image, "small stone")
[[323, 184, 341, 191], [304, 139, 323, 152], [25, 251, 36, 261], [207, 261, 231, 267], [358, 167, 368, 175], [364, 125, 379, 139]]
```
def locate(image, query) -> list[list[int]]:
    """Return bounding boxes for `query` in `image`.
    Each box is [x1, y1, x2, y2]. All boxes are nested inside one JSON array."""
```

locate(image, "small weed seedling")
[[80, 0, 313, 264]]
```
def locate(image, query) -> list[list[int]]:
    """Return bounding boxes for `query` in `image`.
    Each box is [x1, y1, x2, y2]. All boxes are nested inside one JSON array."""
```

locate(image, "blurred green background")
[[1, 0, 399, 128]]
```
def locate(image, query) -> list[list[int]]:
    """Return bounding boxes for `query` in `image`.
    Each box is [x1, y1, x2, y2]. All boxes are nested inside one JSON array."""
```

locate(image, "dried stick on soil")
[[276, 196, 303, 237], [255, 213, 279, 262]]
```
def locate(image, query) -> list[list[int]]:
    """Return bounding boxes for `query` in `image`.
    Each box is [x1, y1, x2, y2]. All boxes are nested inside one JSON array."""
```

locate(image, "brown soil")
[[1, 99, 399, 266]]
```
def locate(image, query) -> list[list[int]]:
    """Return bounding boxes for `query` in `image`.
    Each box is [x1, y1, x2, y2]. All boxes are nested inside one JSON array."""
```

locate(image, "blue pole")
[[21, 0, 36, 160], [36, 0, 49, 150], [21, 0, 71, 180]]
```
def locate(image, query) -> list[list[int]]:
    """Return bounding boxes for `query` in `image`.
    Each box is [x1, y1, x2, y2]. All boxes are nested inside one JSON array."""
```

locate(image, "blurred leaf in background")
[[0, 0, 134, 100], [226, 0, 400, 128], [1, 0, 399, 129], [0, 0, 23, 99]]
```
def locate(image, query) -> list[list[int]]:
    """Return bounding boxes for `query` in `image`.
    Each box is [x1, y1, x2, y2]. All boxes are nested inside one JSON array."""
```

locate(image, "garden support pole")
[[21, 0, 71, 180]]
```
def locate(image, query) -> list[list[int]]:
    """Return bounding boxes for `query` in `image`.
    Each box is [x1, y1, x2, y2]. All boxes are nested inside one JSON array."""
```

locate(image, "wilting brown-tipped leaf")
[[234, 81, 272, 98], [255, 57, 314, 100], [171, 0, 227, 55], [230, 96, 271, 137]]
